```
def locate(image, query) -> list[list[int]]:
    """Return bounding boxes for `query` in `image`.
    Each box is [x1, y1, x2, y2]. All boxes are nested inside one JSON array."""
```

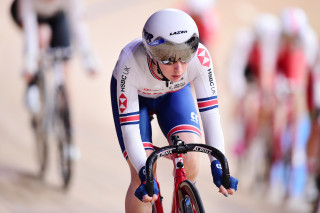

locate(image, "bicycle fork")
[[172, 153, 187, 213], [153, 153, 187, 213], [42, 61, 65, 134]]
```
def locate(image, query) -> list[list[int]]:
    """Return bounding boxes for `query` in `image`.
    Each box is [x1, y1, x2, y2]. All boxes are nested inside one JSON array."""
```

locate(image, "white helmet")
[[280, 7, 308, 37], [254, 13, 280, 37], [186, 0, 216, 14], [254, 13, 281, 42], [142, 8, 199, 65]]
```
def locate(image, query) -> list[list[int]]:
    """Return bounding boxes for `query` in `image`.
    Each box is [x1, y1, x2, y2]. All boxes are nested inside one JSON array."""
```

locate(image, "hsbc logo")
[[121, 66, 130, 92], [119, 93, 127, 113], [197, 48, 210, 67]]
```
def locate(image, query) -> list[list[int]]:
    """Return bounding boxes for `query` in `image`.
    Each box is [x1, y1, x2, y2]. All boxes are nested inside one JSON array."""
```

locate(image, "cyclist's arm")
[[114, 50, 147, 173], [66, 0, 96, 71], [191, 44, 239, 194], [19, 0, 39, 74], [191, 44, 225, 159], [313, 49, 320, 110], [227, 28, 254, 99]]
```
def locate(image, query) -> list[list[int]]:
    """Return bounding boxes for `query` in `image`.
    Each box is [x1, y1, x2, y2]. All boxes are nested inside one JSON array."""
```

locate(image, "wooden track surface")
[[0, 0, 318, 212]]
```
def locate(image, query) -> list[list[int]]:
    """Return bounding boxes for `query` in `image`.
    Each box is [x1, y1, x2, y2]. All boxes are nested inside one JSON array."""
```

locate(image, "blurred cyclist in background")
[[228, 13, 281, 188], [110, 8, 238, 212], [271, 7, 318, 209], [179, 0, 220, 48], [10, 0, 97, 115], [306, 44, 320, 175], [306, 44, 320, 210]]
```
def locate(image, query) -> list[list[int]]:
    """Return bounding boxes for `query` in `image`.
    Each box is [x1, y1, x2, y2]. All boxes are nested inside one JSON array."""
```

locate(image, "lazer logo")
[[170, 30, 187, 36]]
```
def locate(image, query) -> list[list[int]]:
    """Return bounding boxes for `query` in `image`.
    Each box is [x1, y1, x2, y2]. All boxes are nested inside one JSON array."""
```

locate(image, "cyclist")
[[179, 0, 220, 48], [307, 44, 320, 174], [228, 13, 280, 164], [306, 44, 320, 206], [274, 7, 318, 208], [10, 0, 97, 115], [110, 8, 238, 212]]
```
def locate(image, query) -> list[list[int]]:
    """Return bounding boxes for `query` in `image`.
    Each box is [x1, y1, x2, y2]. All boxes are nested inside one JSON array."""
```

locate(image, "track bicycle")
[[30, 47, 74, 190], [145, 135, 231, 213], [232, 89, 275, 190]]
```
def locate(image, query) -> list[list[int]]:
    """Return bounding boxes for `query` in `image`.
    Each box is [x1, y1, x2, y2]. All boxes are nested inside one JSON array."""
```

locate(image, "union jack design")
[[197, 96, 218, 112], [167, 125, 201, 141], [123, 142, 154, 159], [119, 112, 140, 126]]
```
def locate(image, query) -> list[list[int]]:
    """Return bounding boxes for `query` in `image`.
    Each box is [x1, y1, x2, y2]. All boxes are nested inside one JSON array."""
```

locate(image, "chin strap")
[[152, 59, 170, 87]]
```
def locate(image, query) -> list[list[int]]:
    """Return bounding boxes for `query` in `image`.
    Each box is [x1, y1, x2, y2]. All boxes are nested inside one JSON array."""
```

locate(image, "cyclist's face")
[[158, 61, 189, 82]]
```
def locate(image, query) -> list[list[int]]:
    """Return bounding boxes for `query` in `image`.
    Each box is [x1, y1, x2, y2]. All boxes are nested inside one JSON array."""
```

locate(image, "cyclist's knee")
[[183, 152, 200, 181], [170, 132, 200, 144]]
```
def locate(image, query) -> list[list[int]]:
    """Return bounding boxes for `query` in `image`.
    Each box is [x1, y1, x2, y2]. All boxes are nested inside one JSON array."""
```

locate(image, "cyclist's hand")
[[83, 53, 99, 76], [22, 71, 34, 84], [211, 160, 238, 197], [134, 166, 159, 203], [87, 68, 98, 76]]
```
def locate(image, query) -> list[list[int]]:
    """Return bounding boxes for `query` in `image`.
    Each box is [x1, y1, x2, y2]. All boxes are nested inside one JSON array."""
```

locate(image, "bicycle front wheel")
[[55, 85, 73, 190], [32, 73, 48, 179], [33, 117, 48, 179], [177, 180, 205, 213]]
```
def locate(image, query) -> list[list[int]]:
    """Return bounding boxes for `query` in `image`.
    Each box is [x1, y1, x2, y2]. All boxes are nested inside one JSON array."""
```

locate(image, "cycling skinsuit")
[[111, 39, 225, 172], [277, 43, 307, 88]]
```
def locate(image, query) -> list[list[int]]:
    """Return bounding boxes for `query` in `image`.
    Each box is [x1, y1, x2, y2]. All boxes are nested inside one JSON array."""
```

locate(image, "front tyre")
[[56, 85, 73, 190], [33, 117, 48, 179], [31, 72, 48, 179], [178, 180, 205, 213]]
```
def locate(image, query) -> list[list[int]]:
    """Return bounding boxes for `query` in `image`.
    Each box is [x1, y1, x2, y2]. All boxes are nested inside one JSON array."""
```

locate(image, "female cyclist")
[[110, 8, 238, 212]]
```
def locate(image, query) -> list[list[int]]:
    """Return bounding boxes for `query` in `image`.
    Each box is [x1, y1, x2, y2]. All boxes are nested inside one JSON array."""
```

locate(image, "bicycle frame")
[[146, 136, 231, 212], [33, 47, 74, 189], [172, 152, 187, 213], [152, 147, 187, 213], [40, 49, 67, 134]]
